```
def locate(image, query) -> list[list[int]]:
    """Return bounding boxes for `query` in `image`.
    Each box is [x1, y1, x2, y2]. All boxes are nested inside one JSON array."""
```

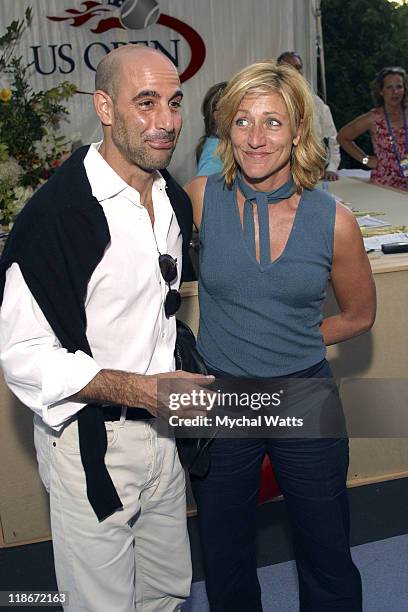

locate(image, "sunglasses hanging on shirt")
[[158, 253, 181, 317]]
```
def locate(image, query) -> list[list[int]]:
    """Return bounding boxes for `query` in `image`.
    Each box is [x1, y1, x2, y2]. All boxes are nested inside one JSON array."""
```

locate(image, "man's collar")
[[85, 142, 167, 203]]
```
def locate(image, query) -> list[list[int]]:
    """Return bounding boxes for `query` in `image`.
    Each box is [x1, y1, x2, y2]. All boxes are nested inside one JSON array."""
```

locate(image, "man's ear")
[[93, 90, 114, 126]]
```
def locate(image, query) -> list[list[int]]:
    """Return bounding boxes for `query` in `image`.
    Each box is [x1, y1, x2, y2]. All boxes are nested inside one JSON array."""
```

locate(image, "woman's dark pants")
[[191, 363, 362, 612]]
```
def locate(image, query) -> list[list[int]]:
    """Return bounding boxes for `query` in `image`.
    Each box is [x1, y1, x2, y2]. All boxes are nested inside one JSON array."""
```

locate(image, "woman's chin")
[[240, 164, 291, 186]]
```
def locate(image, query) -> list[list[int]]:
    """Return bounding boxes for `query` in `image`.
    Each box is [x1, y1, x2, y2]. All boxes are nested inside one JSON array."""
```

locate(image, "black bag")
[[174, 319, 214, 477], [174, 319, 207, 376], [188, 231, 200, 279]]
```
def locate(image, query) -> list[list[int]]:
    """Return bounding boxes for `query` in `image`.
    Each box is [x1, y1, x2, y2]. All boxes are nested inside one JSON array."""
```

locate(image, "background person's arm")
[[321, 103, 341, 180], [320, 203, 376, 346], [184, 176, 208, 230], [337, 112, 377, 168]]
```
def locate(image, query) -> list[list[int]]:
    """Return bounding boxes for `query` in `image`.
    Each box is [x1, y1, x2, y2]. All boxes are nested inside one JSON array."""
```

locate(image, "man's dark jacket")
[[0, 146, 193, 520]]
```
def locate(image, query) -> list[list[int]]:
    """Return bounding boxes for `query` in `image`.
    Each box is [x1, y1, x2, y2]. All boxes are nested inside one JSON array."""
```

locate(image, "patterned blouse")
[[370, 107, 408, 191]]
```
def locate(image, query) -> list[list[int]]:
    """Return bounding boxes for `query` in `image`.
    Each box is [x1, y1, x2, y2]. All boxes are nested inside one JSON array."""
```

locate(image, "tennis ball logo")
[[119, 0, 160, 29]]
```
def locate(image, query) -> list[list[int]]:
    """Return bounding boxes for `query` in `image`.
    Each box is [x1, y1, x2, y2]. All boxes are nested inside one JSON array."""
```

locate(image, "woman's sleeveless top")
[[371, 107, 408, 191], [196, 173, 337, 377]]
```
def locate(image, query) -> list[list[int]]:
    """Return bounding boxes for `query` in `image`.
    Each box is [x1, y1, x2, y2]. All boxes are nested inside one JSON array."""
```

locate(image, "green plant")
[[0, 7, 76, 224]]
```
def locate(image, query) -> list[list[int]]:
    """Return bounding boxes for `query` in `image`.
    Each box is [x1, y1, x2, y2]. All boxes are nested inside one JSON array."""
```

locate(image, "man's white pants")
[[34, 415, 192, 612]]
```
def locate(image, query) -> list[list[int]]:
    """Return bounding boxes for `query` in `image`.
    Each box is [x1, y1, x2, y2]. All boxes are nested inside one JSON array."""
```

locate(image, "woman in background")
[[196, 81, 227, 176], [186, 59, 376, 612], [337, 66, 408, 190]]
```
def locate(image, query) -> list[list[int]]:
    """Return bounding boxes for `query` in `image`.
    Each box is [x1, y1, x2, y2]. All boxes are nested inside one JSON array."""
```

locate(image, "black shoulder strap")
[[160, 169, 195, 281]]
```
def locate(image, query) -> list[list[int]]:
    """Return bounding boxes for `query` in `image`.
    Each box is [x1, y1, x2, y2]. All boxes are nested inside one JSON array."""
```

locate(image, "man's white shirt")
[[0, 143, 182, 428], [313, 94, 341, 173]]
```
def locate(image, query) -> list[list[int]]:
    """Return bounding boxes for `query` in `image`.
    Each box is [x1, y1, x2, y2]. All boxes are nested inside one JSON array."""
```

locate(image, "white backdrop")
[[0, 0, 317, 183]]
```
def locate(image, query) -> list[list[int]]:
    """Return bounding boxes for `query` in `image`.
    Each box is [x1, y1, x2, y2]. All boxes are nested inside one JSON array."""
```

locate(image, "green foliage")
[[0, 57, 76, 186], [0, 7, 32, 72], [322, 0, 408, 167], [0, 8, 76, 224]]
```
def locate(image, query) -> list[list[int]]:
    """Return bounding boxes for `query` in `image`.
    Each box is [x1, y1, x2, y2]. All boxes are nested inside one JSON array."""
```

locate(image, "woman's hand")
[[366, 155, 378, 169], [337, 112, 374, 166], [320, 202, 376, 346]]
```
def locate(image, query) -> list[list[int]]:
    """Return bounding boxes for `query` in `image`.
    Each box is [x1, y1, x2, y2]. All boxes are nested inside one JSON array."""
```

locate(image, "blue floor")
[[182, 534, 408, 611]]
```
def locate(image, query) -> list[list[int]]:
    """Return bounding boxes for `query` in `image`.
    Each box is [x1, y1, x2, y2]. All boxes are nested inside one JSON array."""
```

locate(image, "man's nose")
[[156, 104, 175, 131]]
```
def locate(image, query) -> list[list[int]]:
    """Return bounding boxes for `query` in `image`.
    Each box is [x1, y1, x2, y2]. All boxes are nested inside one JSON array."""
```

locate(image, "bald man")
[[0, 46, 206, 611]]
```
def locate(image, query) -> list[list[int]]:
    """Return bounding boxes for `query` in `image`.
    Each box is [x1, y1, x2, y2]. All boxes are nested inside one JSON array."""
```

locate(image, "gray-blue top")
[[196, 173, 337, 377]]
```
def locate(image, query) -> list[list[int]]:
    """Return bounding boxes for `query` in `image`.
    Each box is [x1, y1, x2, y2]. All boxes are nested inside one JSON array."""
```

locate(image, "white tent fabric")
[[0, 0, 317, 183]]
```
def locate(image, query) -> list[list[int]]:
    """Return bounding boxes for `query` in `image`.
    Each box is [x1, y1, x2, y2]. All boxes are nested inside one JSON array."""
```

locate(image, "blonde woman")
[[185, 60, 375, 612]]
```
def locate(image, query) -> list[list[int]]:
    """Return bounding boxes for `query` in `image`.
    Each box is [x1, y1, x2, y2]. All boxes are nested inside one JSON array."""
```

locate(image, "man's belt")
[[102, 405, 153, 421]]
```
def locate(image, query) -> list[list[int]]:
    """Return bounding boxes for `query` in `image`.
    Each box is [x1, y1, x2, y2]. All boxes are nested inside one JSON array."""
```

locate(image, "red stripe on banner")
[[91, 17, 124, 33], [47, 17, 71, 22], [47, 2, 109, 27], [66, 1, 104, 12], [157, 14, 206, 83]]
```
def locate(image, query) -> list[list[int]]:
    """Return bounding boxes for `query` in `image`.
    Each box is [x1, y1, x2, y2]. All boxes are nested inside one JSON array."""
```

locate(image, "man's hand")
[[72, 369, 215, 419], [140, 371, 215, 419]]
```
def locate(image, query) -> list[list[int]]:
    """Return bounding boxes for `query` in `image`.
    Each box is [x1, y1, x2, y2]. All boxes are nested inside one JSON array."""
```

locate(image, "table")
[[329, 175, 408, 227], [324, 178, 408, 491]]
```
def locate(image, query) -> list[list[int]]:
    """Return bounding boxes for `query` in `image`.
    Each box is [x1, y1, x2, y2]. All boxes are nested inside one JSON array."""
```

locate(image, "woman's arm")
[[337, 112, 377, 169], [320, 203, 376, 346], [184, 176, 208, 230]]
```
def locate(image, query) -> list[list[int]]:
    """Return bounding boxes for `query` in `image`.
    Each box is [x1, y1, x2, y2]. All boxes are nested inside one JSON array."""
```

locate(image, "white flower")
[[13, 185, 33, 212], [33, 127, 68, 161], [0, 157, 23, 183], [70, 131, 81, 144], [33, 134, 55, 160]]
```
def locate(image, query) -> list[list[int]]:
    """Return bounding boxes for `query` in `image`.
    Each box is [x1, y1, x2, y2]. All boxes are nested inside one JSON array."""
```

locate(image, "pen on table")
[[366, 249, 376, 253]]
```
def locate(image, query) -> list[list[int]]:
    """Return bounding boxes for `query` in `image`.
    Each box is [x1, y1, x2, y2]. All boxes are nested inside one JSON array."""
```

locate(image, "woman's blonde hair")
[[216, 60, 326, 190]]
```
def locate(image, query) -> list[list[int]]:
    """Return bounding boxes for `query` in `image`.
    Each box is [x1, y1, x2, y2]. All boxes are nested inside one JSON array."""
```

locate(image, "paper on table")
[[357, 215, 392, 228], [353, 210, 386, 217], [364, 232, 408, 252]]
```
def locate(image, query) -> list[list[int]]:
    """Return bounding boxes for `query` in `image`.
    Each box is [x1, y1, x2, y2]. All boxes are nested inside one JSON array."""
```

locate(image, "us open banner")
[[0, 0, 317, 182]]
